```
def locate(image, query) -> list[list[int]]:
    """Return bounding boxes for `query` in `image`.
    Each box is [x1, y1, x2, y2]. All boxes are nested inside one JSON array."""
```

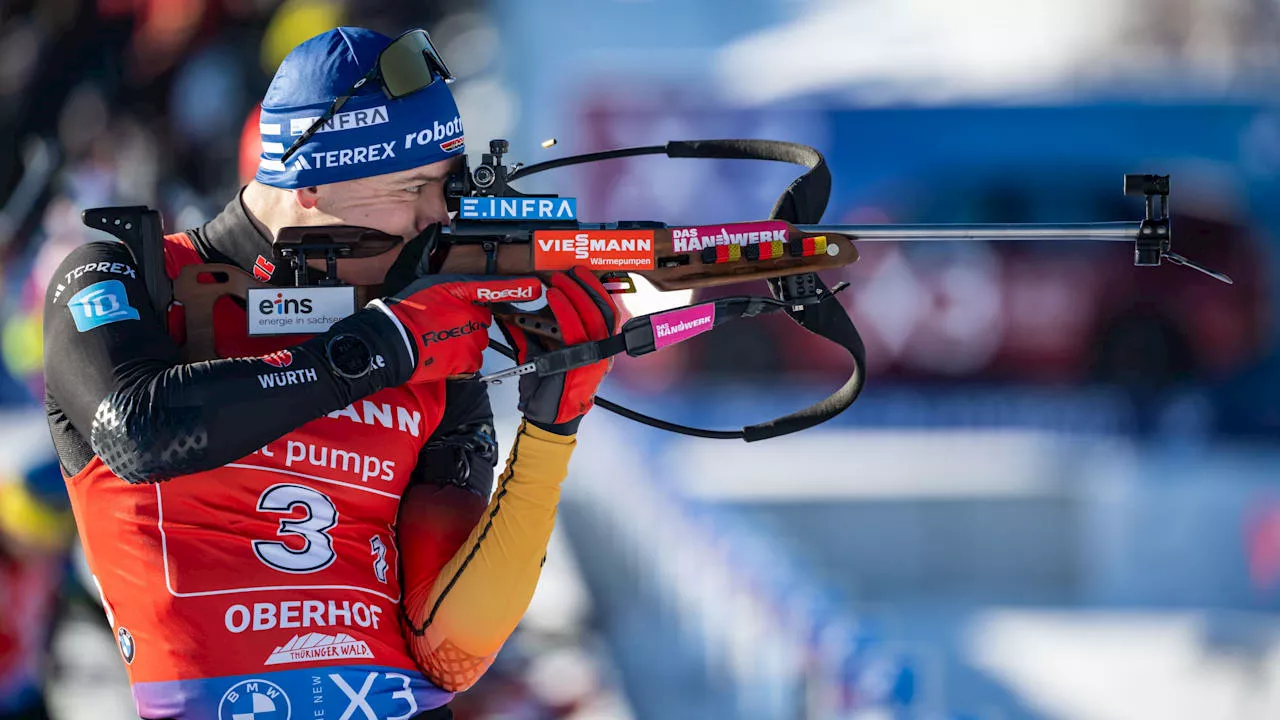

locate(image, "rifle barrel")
[[799, 221, 1140, 242]]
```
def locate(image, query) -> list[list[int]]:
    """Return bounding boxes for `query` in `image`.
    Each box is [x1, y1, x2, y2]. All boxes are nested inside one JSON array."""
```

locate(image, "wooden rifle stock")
[[437, 221, 858, 290], [435, 222, 859, 344]]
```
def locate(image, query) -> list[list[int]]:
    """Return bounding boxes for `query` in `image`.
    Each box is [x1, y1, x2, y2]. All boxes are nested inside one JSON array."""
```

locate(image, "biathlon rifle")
[[425, 138, 1230, 442], [82, 138, 1230, 442]]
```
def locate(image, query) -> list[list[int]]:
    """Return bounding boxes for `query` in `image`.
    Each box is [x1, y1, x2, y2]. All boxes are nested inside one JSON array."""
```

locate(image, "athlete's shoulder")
[[45, 241, 143, 307], [51, 240, 138, 274]]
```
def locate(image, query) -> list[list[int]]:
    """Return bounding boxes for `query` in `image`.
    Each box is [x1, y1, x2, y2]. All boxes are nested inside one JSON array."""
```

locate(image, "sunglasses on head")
[[280, 29, 454, 163]]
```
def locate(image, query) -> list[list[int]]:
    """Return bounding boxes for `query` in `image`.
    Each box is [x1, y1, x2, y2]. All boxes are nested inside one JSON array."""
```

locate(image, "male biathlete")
[[42, 26, 616, 720]]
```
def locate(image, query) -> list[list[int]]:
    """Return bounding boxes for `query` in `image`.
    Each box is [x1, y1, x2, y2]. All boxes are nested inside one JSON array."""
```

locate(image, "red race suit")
[[41, 197, 501, 720]]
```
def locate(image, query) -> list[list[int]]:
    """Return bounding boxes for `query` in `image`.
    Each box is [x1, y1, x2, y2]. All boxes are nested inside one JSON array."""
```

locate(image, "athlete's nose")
[[415, 188, 450, 234]]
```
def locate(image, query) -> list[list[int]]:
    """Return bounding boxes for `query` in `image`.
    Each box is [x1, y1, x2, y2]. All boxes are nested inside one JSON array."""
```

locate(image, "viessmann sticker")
[[533, 230, 657, 271]]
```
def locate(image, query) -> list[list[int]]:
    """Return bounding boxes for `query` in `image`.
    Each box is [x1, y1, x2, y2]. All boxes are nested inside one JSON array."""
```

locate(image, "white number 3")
[[253, 484, 338, 573]]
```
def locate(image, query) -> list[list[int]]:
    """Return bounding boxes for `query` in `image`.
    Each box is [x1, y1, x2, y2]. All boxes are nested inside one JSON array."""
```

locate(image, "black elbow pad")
[[90, 392, 208, 484], [416, 421, 498, 498]]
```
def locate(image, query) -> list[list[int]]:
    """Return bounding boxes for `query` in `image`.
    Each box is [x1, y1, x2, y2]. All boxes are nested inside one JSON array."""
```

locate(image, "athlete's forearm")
[[87, 315, 410, 483], [401, 420, 574, 692], [44, 242, 412, 483]]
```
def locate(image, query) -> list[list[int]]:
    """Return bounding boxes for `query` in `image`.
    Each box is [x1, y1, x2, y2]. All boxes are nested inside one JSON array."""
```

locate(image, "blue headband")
[[254, 27, 465, 189]]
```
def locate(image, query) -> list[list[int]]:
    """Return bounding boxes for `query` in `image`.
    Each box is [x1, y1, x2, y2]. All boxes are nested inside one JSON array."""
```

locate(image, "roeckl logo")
[[421, 319, 485, 345], [475, 285, 538, 302]]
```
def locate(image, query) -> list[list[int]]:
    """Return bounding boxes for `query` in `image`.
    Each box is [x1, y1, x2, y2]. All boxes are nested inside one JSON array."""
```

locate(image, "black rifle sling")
[[506, 139, 867, 441]]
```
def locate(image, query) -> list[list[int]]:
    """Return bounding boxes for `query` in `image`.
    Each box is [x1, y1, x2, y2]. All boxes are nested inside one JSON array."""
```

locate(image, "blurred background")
[[1, 0, 1279, 718]]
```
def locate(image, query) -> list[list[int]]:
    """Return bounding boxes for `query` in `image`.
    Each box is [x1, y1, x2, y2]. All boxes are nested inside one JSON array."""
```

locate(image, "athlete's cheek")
[[330, 201, 417, 240], [371, 207, 419, 242]]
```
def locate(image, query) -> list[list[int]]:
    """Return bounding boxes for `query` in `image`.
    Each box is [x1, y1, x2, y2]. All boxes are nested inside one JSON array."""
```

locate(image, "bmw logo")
[[117, 627, 135, 664], [218, 679, 291, 720]]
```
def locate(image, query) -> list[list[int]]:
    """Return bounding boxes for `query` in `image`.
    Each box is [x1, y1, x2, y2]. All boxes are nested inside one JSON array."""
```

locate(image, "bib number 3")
[[253, 483, 338, 573]]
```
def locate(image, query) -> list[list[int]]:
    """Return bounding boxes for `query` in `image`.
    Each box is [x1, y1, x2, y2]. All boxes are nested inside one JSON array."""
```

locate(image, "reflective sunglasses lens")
[[379, 30, 439, 97], [420, 33, 453, 82]]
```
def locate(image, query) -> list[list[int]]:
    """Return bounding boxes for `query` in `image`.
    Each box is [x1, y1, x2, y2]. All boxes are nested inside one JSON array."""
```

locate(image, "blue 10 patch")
[[458, 196, 577, 221], [68, 280, 140, 332]]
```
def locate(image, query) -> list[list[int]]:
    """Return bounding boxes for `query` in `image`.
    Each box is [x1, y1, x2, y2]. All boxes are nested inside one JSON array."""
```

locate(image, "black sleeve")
[[410, 378, 497, 499], [43, 241, 416, 484]]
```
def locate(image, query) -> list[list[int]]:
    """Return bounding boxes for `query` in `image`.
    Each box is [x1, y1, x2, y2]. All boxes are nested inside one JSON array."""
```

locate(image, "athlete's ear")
[[294, 186, 320, 210]]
